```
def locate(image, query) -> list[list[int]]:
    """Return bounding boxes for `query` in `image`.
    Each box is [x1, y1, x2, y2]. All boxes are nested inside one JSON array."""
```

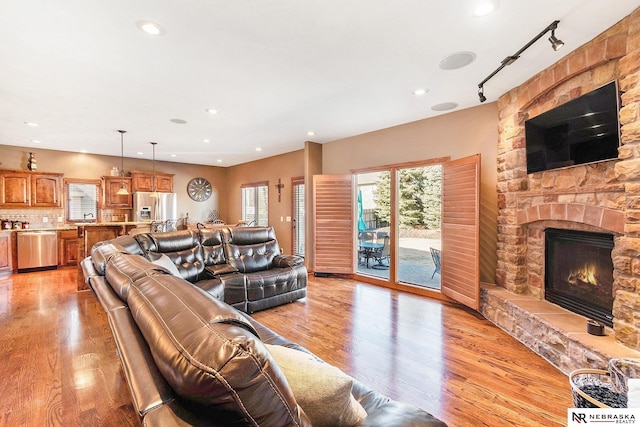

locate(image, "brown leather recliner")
[[103, 226, 307, 313]]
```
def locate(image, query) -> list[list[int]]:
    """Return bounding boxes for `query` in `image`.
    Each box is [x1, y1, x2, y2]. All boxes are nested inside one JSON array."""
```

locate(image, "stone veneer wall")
[[495, 8, 640, 351]]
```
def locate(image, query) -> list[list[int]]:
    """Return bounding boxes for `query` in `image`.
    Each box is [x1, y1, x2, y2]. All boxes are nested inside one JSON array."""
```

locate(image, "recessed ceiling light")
[[307, 131, 315, 136], [470, 0, 499, 17], [203, 138, 210, 143], [24, 122, 39, 127], [431, 102, 459, 111], [80, 149, 88, 153], [31, 139, 41, 144], [135, 20, 166, 36], [137, 151, 144, 155], [205, 108, 218, 115], [217, 159, 222, 163], [413, 88, 428, 96], [170, 154, 177, 158], [170, 118, 187, 124], [256, 147, 262, 152], [438, 52, 476, 70]]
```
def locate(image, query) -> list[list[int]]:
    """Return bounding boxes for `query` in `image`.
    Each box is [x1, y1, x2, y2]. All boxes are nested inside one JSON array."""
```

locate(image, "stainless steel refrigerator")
[[133, 192, 178, 222]]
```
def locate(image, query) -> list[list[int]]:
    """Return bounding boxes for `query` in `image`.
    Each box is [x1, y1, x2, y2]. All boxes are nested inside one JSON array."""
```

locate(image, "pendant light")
[[149, 141, 159, 198], [116, 130, 129, 195]]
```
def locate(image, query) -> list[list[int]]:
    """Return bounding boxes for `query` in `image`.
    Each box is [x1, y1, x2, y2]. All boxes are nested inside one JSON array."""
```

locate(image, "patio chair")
[[371, 235, 390, 268], [430, 247, 441, 278]]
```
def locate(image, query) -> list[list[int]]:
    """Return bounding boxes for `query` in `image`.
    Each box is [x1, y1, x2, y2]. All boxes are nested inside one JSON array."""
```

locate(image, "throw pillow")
[[266, 344, 367, 427], [148, 252, 181, 277]]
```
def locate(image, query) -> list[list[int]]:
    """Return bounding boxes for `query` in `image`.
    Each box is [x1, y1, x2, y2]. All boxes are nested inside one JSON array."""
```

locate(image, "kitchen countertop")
[[2, 221, 151, 232]]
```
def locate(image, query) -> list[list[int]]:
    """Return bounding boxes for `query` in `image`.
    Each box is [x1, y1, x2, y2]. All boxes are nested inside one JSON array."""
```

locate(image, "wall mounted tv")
[[525, 80, 621, 174]]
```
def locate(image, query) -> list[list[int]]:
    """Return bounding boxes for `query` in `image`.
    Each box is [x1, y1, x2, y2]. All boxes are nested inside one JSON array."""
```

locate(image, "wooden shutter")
[[313, 175, 354, 274], [442, 154, 480, 310]]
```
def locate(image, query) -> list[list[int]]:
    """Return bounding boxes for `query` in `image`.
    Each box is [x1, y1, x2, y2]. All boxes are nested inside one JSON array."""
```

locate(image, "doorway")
[[355, 164, 442, 289]]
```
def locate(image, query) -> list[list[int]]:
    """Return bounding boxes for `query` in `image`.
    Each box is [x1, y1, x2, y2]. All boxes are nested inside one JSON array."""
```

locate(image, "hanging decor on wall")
[[27, 152, 37, 171], [275, 178, 285, 202]]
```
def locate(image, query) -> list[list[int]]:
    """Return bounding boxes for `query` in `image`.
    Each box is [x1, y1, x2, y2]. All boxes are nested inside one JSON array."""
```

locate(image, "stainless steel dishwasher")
[[17, 230, 58, 271]]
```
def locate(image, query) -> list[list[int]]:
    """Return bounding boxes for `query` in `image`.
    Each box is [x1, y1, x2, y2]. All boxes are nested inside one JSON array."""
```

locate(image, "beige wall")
[[321, 102, 499, 283], [226, 150, 305, 252], [0, 145, 228, 224]]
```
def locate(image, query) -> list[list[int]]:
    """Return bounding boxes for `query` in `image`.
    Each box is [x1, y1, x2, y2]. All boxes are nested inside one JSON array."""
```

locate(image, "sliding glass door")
[[396, 165, 441, 289], [356, 171, 390, 278], [354, 164, 442, 289]]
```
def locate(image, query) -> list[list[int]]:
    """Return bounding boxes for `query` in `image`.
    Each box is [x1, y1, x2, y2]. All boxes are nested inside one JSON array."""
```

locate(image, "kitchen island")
[[76, 222, 151, 291]]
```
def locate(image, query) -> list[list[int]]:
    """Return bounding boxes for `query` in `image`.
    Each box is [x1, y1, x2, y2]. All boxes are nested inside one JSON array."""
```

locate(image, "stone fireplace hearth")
[[480, 9, 640, 373]]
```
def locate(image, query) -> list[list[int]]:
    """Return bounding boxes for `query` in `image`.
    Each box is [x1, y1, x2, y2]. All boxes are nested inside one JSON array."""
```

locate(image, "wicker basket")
[[570, 369, 615, 408]]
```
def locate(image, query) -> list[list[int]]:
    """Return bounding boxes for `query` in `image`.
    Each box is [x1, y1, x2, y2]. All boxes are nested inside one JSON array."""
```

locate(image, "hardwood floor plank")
[[0, 269, 572, 427], [252, 276, 573, 426]]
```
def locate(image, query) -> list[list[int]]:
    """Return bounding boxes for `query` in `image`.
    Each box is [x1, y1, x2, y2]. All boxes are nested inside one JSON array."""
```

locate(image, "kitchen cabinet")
[[31, 173, 63, 207], [102, 176, 133, 209], [0, 171, 30, 207], [0, 231, 12, 273], [131, 171, 174, 193], [58, 229, 78, 267], [0, 170, 63, 208]]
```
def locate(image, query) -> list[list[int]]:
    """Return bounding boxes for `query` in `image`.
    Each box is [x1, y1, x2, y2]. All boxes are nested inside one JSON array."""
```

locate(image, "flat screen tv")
[[525, 80, 621, 174]]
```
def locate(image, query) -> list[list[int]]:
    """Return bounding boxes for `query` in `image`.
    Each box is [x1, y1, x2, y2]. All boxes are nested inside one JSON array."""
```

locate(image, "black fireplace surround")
[[544, 228, 615, 327]]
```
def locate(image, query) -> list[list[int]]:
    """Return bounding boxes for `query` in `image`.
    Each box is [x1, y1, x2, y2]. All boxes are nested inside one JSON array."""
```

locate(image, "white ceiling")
[[0, 1, 638, 166]]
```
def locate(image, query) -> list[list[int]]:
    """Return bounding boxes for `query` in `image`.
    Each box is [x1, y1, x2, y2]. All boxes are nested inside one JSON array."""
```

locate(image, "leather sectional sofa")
[[95, 226, 308, 313], [81, 235, 447, 426]]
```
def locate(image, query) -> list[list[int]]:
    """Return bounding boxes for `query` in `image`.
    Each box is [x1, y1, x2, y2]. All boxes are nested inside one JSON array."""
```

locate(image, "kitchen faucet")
[[83, 212, 94, 222]]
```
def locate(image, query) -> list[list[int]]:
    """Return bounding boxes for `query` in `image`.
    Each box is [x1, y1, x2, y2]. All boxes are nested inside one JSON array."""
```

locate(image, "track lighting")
[[477, 20, 563, 102], [478, 86, 487, 103], [549, 28, 564, 51]]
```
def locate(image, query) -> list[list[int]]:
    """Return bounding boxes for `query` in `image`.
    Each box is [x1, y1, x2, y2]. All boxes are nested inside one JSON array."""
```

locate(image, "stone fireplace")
[[480, 8, 640, 373]]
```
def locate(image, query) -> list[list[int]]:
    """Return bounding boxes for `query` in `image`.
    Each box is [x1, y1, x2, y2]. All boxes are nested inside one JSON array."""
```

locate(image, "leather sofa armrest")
[[205, 264, 239, 276], [273, 254, 304, 267]]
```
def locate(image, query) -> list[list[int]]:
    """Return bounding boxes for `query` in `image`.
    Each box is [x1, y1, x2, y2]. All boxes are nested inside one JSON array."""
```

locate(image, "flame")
[[567, 263, 599, 286]]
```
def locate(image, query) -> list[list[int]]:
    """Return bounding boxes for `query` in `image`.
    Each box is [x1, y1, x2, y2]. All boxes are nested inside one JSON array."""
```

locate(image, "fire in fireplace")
[[544, 228, 614, 327]]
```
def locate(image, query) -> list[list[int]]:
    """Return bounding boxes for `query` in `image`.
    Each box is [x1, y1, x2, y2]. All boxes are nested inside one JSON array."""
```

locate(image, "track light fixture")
[[477, 20, 563, 103], [548, 27, 564, 51], [478, 86, 486, 103]]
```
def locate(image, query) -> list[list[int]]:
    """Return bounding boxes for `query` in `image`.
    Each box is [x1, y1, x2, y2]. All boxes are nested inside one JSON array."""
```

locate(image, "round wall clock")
[[187, 177, 212, 201]]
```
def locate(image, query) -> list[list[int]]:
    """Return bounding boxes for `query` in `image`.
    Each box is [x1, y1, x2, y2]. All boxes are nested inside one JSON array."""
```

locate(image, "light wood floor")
[[0, 268, 572, 427]]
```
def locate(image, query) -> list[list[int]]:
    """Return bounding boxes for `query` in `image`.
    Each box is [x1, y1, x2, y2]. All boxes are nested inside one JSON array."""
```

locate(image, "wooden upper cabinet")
[[102, 176, 133, 209], [131, 171, 174, 193], [0, 171, 30, 207], [0, 170, 62, 208], [31, 173, 63, 207]]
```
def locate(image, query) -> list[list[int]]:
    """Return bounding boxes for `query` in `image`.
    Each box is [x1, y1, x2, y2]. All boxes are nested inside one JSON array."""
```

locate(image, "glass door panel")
[[397, 165, 442, 289], [356, 171, 390, 279]]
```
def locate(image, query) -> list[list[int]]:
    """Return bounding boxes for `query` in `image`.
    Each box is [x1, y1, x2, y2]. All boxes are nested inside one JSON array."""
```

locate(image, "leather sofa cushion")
[[199, 228, 229, 268], [127, 274, 308, 426], [140, 231, 205, 283], [223, 226, 282, 273], [105, 253, 171, 301], [90, 242, 130, 276]]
